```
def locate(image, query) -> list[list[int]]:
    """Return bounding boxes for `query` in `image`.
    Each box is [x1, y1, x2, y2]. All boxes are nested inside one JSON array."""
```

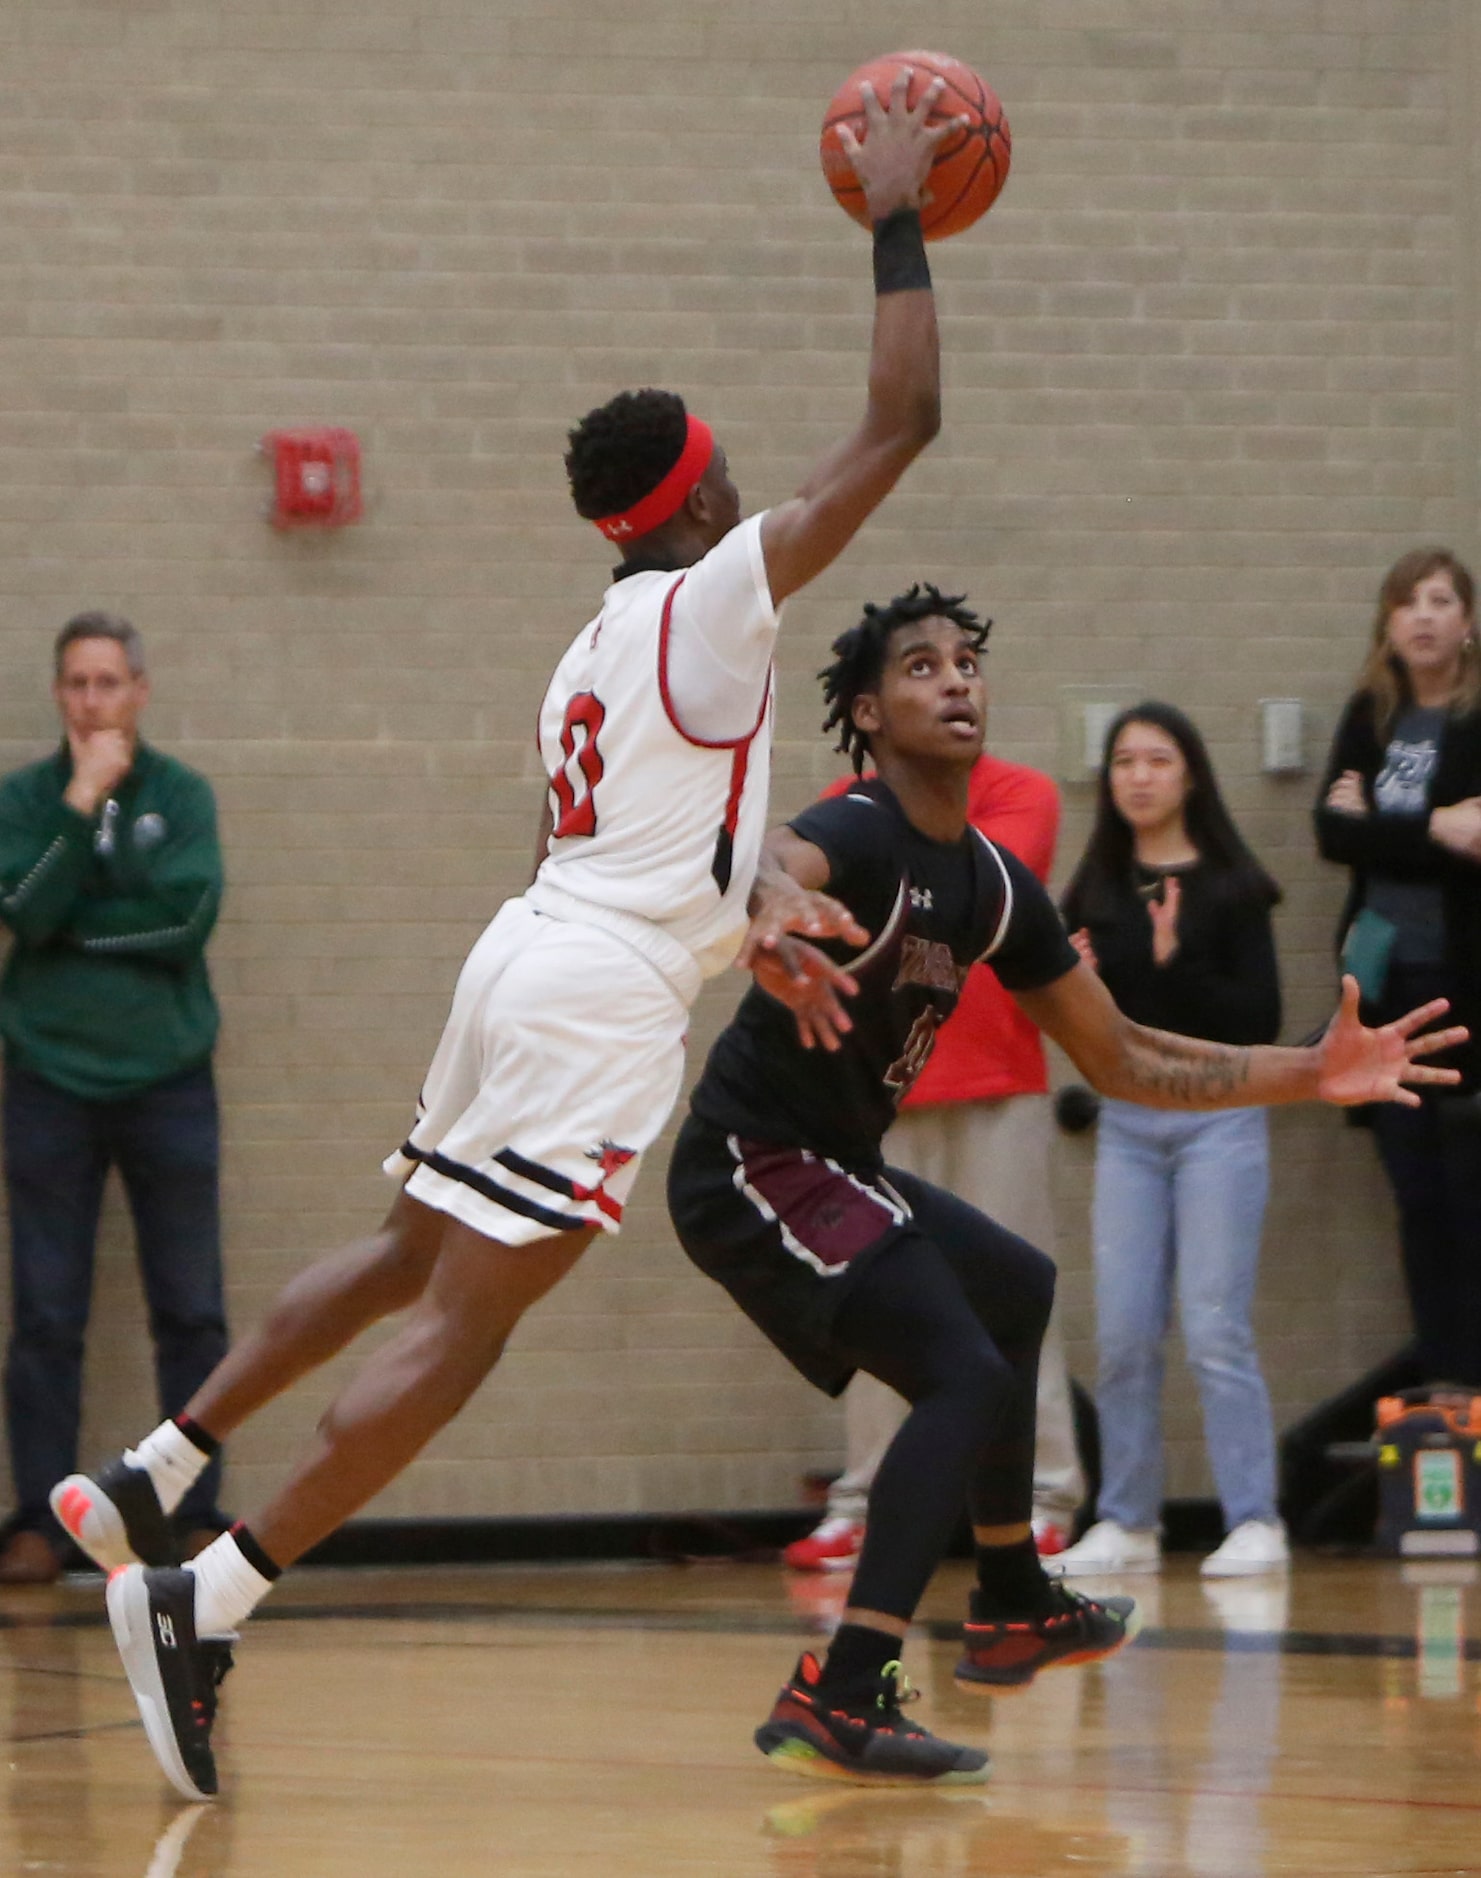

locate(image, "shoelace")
[[194, 1640, 235, 1730], [875, 1660, 925, 1730], [1043, 1585, 1107, 1628]]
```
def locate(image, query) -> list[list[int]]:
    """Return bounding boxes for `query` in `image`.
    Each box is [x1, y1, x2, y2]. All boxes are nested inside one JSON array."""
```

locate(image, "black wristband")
[[872, 207, 931, 295]]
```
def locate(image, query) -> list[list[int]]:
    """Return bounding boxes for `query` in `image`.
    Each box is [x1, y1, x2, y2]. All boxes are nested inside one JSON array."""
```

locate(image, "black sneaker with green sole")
[[755, 1651, 988, 1785]]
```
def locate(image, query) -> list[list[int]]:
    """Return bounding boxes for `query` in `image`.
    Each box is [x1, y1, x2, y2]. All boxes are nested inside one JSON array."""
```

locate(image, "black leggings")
[[1372, 965, 1481, 1386], [833, 1169, 1055, 1622]]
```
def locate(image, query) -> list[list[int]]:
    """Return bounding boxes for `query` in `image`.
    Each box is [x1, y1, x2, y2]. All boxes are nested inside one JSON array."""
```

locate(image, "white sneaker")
[[1044, 1518, 1161, 1577], [1200, 1518, 1290, 1578]]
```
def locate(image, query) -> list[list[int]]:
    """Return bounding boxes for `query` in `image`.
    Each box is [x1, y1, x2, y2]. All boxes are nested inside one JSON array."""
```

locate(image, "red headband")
[[593, 417, 715, 544]]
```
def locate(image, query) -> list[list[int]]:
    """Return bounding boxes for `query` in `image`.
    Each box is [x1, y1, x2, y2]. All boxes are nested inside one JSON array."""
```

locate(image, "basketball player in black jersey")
[[668, 583, 1467, 1786]]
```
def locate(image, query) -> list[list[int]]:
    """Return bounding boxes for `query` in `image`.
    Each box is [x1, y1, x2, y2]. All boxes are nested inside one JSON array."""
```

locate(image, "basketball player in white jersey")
[[52, 73, 967, 1801]]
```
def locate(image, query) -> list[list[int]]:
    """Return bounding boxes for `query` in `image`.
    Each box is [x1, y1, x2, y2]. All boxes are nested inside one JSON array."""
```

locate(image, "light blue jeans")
[[1091, 1100, 1277, 1532]]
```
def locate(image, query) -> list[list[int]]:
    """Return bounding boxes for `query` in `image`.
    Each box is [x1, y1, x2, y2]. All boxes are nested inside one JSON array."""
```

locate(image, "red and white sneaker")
[[783, 1517, 865, 1573], [1032, 1515, 1071, 1559]]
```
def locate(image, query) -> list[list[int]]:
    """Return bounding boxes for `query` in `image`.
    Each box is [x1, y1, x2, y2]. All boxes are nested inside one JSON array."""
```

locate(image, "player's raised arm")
[[1015, 962, 1468, 1111], [760, 71, 961, 605]]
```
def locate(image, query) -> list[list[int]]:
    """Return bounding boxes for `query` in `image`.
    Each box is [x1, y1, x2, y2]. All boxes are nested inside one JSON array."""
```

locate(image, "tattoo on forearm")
[[1123, 1029, 1252, 1105]]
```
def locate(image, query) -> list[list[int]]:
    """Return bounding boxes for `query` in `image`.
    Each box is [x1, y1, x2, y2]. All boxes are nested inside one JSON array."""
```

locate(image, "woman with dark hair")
[[1055, 702, 1288, 1579], [1315, 548, 1481, 1387]]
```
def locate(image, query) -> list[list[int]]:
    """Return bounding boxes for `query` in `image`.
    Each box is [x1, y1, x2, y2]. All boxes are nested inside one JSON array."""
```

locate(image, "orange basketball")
[[820, 50, 1011, 241]]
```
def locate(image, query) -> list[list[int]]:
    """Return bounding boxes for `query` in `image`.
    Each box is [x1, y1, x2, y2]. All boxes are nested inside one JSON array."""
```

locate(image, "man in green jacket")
[[0, 612, 228, 1581]]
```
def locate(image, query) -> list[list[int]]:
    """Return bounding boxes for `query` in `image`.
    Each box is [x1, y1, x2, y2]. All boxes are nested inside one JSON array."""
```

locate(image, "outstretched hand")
[[748, 937, 860, 1052], [737, 876, 867, 970], [736, 878, 867, 1052], [1316, 975, 1469, 1107]]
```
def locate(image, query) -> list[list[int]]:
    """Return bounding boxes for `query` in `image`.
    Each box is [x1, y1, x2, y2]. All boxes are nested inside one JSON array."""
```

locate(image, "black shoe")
[[106, 1565, 233, 1800], [954, 1583, 1141, 1693], [50, 1459, 181, 1571], [754, 1651, 988, 1785]]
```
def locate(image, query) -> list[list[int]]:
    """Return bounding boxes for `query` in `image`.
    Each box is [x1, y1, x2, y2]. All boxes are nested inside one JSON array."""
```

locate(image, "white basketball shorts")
[[383, 897, 690, 1246]]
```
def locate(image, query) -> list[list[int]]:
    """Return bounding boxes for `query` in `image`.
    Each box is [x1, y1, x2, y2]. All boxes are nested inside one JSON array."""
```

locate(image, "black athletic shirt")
[[1060, 860, 1281, 1047], [688, 779, 1079, 1168]]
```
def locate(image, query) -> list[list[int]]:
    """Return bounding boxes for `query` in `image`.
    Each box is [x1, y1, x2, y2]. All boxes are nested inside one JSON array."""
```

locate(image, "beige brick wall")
[[0, 1, 1473, 1524]]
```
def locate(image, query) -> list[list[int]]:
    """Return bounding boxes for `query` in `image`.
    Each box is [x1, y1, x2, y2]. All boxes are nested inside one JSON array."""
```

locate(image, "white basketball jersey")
[[533, 514, 779, 980]]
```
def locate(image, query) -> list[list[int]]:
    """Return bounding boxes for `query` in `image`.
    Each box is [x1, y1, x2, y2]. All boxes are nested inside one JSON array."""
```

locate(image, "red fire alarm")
[[261, 427, 362, 528]]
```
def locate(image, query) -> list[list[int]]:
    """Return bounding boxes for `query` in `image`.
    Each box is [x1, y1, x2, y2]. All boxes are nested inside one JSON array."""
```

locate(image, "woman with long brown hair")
[[1315, 547, 1481, 1387]]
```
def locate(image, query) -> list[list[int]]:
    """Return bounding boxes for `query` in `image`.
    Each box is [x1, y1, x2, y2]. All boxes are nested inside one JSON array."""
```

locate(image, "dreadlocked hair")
[[565, 389, 689, 522], [819, 583, 991, 774]]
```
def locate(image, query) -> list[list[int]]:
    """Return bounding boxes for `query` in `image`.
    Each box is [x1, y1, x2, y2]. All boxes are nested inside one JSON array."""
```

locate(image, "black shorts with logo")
[[667, 1110, 1045, 1398]]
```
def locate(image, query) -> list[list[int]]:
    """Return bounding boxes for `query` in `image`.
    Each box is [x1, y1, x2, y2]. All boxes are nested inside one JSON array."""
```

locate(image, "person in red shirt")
[[784, 750, 1086, 1570]]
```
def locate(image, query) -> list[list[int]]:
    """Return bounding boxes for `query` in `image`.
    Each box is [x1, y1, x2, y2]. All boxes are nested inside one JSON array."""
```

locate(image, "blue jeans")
[[2, 1060, 229, 1545], [1091, 1100, 1277, 1531]]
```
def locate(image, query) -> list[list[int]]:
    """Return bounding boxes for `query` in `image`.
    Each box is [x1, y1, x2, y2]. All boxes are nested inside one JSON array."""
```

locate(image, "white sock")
[[123, 1421, 210, 1517], [187, 1532, 275, 1639]]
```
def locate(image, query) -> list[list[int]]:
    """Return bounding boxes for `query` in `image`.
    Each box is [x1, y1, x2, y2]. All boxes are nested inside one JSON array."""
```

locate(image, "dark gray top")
[[1366, 705, 1448, 966]]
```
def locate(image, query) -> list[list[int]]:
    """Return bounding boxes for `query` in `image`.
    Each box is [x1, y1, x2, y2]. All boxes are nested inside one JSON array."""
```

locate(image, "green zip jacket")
[[0, 741, 223, 1100]]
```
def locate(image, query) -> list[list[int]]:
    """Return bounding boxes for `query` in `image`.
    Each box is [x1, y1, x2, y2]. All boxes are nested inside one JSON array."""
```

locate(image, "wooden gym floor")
[[0, 1553, 1476, 1876]]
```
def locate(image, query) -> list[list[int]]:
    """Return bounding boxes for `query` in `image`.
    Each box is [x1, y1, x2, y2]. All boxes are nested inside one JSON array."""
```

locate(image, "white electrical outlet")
[[1260, 699, 1305, 774]]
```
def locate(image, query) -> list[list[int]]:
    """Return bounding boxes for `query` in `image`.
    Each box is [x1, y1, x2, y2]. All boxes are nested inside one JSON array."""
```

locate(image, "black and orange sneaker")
[[107, 1565, 234, 1800], [954, 1584, 1140, 1694], [754, 1651, 988, 1785]]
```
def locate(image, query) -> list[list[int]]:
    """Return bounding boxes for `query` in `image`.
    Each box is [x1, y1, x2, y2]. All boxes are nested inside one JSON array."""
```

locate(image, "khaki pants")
[[826, 1094, 1085, 1524]]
